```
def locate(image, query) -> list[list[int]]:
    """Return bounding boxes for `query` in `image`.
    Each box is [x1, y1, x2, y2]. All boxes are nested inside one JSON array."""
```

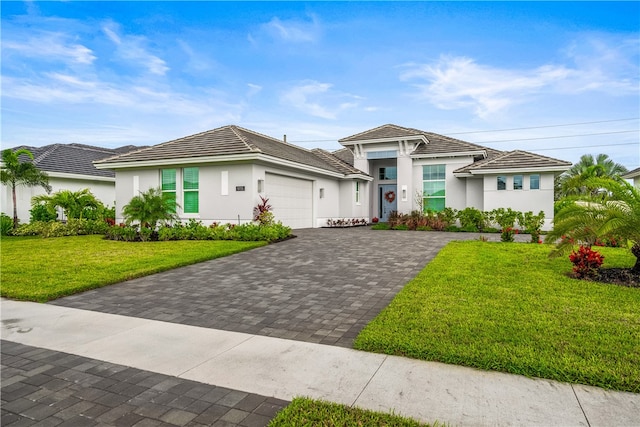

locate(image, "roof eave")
[[94, 153, 262, 169], [410, 150, 486, 159], [343, 173, 373, 181], [46, 171, 115, 182], [463, 165, 571, 175], [340, 135, 428, 146]]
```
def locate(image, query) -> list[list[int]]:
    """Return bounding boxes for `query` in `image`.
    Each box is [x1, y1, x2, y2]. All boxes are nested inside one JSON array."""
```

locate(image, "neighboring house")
[[622, 167, 640, 187], [1, 144, 140, 223], [95, 124, 571, 230]]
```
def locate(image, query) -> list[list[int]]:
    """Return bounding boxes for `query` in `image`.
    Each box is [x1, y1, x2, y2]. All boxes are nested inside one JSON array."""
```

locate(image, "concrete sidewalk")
[[2, 299, 639, 427]]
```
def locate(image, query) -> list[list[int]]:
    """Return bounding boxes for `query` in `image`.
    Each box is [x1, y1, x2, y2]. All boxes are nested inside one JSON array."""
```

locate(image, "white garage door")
[[265, 173, 313, 229]]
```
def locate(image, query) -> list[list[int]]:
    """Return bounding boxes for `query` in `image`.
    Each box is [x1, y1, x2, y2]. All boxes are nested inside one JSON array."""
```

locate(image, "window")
[[422, 165, 446, 211], [379, 167, 397, 180], [530, 174, 540, 190], [355, 182, 360, 204], [497, 176, 506, 190], [183, 167, 199, 214], [513, 175, 523, 190], [161, 169, 177, 212]]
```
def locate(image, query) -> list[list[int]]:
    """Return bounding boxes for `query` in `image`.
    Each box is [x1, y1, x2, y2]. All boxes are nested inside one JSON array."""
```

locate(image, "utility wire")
[[287, 117, 640, 143], [527, 142, 638, 152], [473, 130, 638, 144]]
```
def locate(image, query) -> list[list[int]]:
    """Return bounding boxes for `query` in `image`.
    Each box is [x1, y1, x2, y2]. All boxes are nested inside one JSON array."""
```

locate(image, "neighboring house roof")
[[96, 125, 367, 178], [622, 167, 640, 179], [454, 150, 572, 174], [12, 143, 142, 179]]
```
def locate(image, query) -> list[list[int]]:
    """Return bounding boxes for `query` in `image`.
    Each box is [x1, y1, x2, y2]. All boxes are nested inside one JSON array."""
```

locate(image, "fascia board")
[[467, 166, 571, 175], [343, 174, 374, 181], [341, 135, 428, 146], [94, 153, 262, 169], [410, 150, 486, 159], [94, 153, 345, 179], [47, 172, 115, 182]]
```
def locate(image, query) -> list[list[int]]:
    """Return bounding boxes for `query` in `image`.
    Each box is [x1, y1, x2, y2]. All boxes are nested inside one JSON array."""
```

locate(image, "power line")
[[527, 142, 638, 152], [447, 118, 640, 135], [287, 118, 640, 143], [474, 130, 639, 144]]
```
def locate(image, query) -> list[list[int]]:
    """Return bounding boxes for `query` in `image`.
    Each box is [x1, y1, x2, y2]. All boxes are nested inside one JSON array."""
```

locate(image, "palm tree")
[[547, 177, 640, 272], [32, 188, 101, 220], [122, 187, 179, 229], [557, 154, 628, 199], [1, 148, 51, 229]]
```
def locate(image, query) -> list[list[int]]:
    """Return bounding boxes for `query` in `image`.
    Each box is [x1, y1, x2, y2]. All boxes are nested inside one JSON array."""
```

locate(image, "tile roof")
[[622, 166, 640, 179], [311, 148, 364, 175], [96, 125, 356, 176], [339, 124, 425, 142], [454, 150, 572, 173], [13, 144, 140, 178], [332, 148, 354, 166]]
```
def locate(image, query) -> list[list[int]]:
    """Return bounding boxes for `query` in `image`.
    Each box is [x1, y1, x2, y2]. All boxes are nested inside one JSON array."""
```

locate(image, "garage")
[[265, 173, 313, 229]]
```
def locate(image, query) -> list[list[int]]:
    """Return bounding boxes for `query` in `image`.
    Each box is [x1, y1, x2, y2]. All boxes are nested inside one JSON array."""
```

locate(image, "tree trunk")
[[11, 182, 18, 229], [632, 242, 640, 273]]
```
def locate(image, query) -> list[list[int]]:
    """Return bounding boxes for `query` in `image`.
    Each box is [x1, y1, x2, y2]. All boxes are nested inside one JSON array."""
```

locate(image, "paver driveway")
[[51, 228, 473, 347]]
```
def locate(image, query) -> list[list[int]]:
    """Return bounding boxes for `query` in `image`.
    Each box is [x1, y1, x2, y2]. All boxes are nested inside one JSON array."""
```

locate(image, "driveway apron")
[[51, 229, 469, 347]]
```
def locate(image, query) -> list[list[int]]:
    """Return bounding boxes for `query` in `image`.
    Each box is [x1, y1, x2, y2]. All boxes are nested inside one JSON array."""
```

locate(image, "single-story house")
[[622, 167, 640, 187], [1, 144, 139, 223], [95, 124, 571, 230]]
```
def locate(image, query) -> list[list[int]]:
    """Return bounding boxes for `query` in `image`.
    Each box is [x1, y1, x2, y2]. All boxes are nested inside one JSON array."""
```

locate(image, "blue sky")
[[2, 1, 639, 169]]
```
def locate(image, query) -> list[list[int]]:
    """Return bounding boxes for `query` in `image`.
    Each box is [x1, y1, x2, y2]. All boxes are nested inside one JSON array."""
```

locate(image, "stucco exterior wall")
[[411, 157, 475, 211], [1, 176, 115, 224], [482, 173, 556, 230], [465, 178, 484, 210]]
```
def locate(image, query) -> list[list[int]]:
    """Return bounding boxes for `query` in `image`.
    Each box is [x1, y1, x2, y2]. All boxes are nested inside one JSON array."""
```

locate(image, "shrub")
[[253, 196, 274, 226], [500, 227, 518, 243], [104, 225, 138, 242], [518, 211, 545, 243], [569, 245, 604, 279], [13, 219, 109, 237], [416, 226, 432, 231], [30, 204, 57, 222], [393, 224, 409, 231], [457, 207, 486, 231], [1, 213, 13, 236]]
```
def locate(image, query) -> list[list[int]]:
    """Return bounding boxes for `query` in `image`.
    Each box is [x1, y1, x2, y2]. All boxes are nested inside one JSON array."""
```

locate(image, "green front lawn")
[[269, 397, 436, 426], [354, 241, 640, 392], [0, 235, 266, 302]]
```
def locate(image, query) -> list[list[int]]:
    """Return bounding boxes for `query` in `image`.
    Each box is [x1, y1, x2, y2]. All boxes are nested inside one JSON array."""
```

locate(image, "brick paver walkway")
[[1, 340, 288, 427], [51, 228, 476, 347]]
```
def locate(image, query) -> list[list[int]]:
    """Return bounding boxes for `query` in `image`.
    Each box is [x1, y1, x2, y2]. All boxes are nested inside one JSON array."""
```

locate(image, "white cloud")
[[2, 32, 96, 65], [247, 83, 262, 97], [102, 21, 169, 76], [401, 35, 639, 118], [254, 14, 321, 43], [281, 80, 361, 119]]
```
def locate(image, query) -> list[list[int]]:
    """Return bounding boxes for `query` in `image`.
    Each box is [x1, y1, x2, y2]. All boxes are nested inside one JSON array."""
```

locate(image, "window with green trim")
[[161, 169, 177, 212], [183, 167, 199, 214], [422, 165, 446, 211]]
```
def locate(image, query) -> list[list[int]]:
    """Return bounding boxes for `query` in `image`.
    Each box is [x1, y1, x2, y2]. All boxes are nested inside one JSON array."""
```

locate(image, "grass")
[[0, 235, 266, 302], [269, 397, 437, 426], [354, 241, 640, 393]]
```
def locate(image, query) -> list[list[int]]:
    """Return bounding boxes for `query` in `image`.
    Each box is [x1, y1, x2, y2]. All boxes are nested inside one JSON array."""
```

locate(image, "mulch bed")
[[593, 268, 640, 288]]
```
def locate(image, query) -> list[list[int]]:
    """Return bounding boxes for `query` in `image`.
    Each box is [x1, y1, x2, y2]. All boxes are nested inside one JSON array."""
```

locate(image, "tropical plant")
[[1, 213, 13, 236], [546, 178, 640, 272], [0, 148, 51, 228], [518, 211, 545, 243], [32, 188, 101, 220], [253, 196, 274, 226], [556, 153, 628, 199], [122, 187, 179, 229]]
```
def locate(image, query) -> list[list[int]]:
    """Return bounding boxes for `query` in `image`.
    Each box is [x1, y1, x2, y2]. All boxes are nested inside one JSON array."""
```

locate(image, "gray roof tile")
[[97, 125, 350, 175], [311, 148, 365, 176], [454, 150, 571, 173], [339, 124, 424, 142], [13, 144, 128, 178], [622, 166, 640, 179]]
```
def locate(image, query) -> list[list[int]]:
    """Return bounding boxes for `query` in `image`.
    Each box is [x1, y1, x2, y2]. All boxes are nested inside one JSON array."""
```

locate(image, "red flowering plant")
[[569, 245, 604, 279]]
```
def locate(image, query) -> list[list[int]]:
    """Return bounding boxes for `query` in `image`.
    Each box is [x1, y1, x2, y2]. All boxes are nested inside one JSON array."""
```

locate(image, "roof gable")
[[338, 124, 424, 142]]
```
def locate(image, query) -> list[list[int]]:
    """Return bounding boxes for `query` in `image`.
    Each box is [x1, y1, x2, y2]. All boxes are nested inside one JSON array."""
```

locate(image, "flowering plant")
[[569, 245, 604, 279]]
